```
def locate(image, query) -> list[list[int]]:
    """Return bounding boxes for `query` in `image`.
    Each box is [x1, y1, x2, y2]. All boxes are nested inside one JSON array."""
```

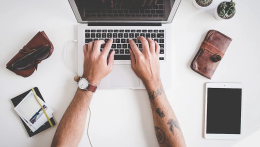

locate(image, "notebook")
[[11, 87, 56, 137]]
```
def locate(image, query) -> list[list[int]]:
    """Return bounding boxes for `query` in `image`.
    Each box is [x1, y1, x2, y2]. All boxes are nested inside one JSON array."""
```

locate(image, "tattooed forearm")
[[167, 119, 180, 135], [148, 88, 163, 100], [155, 126, 166, 144], [156, 108, 165, 118]]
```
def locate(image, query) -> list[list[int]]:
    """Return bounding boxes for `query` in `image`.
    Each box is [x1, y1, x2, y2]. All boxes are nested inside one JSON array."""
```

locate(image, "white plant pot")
[[193, 0, 211, 9], [214, 1, 234, 20], [214, 6, 224, 20]]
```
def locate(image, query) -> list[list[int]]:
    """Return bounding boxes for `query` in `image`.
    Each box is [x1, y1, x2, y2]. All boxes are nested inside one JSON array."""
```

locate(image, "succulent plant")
[[218, 0, 236, 19], [196, 0, 212, 6], [198, 0, 211, 4]]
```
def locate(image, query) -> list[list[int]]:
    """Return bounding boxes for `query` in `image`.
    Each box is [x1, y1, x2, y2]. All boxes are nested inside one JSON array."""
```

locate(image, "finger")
[[88, 41, 94, 53], [110, 0, 113, 8], [93, 40, 105, 55], [147, 38, 155, 54], [153, 0, 158, 5], [83, 44, 87, 55], [107, 50, 115, 69], [129, 38, 141, 56], [141, 0, 147, 7], [101, 38, 113, 57], [137, 36, 149, 54], [155, 41, 160, 55], [129, 49, 136, 68]]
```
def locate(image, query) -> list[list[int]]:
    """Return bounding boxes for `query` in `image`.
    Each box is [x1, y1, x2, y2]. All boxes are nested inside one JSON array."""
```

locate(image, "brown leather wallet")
[[6, 31, 54, 77], [191, 30, 232, 79]]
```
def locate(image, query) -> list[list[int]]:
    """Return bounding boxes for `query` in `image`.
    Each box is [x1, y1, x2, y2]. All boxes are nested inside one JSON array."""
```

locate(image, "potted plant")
[[214, 0, 236, 20], [193, 0, 213, 9]]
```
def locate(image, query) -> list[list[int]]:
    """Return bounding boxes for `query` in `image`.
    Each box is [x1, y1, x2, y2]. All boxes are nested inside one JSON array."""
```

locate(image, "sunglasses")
[[12, 45, 51, 71]]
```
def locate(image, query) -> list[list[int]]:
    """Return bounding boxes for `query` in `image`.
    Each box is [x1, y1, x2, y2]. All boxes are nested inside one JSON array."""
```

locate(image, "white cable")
[[63, 41, 93, 147], [87, 107, 93, 147], [64, 40, 78, 76]]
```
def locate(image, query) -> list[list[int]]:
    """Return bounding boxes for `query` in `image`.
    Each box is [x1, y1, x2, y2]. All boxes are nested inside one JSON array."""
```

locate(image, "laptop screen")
[[73, 0, 176, 22]]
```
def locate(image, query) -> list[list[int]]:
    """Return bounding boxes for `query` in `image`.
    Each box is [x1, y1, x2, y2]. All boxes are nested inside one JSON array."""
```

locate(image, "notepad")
[[11, 87, 56, 137]]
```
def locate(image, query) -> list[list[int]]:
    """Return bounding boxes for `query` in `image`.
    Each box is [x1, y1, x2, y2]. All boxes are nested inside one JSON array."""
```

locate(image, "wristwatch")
[[77, 78, 97, 93]]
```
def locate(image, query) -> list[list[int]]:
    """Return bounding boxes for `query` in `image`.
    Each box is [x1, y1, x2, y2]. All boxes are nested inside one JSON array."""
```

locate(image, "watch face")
[[78, 78, 88, 89]]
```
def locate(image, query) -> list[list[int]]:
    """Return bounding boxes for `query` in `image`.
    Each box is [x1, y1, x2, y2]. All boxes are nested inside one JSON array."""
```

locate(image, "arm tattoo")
[[154, 126, 166, 144], [148, 88, 163, 100], [156, 108, 165, 118], [167, 119, 180, 135]]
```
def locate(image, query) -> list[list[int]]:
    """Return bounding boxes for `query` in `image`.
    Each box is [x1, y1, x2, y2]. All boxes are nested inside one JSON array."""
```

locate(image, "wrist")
[[87, 79, 100, 86], [82, 74, 100, 86], [143, 78, 162, 90], [77, 88, 94, 98], [144, 79, 164, 101]]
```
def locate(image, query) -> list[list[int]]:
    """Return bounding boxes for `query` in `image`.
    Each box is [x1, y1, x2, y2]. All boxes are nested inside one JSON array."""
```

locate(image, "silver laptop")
[[68, 0, 181, 89]]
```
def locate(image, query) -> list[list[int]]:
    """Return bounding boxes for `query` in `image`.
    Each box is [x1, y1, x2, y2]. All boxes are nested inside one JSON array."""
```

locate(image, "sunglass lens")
[[35, 48, 50, 61], [15, 61, 32, 71]]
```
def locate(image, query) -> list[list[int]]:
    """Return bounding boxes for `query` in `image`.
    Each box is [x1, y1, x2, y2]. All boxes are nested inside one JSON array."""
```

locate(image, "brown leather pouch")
[[6, 31, 54, 77], [191, 30, 232, 79]]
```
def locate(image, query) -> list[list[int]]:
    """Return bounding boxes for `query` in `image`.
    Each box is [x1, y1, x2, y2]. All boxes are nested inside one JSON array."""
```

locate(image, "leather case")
[[6, 31, 54, 77], [191, 30, 232, 79]]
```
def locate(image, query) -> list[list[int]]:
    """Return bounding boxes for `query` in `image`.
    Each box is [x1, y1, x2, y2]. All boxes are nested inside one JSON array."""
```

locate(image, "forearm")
[[51, 89, 93, 147], [145, 81, 186, 147]]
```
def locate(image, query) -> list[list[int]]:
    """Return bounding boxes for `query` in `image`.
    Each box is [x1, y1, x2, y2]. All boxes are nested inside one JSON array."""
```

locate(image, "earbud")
[[74, 76, 80, 82]]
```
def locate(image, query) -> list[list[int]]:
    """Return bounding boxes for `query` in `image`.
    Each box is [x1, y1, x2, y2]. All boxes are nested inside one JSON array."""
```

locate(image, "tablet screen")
[[206, 88, 242, 134]]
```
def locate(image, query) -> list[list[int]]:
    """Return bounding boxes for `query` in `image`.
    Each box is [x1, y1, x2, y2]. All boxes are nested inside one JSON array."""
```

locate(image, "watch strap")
[[87, 84, 97, 93]]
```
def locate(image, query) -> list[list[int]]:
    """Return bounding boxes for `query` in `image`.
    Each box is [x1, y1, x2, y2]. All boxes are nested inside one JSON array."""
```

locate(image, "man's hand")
[[82, 39, 115, 86], [129, 36, 161, 87], [129, 37, 186, 147]]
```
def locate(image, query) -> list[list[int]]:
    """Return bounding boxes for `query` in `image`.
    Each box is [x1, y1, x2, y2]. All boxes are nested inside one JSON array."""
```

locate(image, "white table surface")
[[0, 0, 260, 147]]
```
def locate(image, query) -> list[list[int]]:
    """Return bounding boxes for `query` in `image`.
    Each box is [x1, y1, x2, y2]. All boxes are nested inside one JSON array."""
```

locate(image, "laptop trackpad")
[[110, 65, 140, 87]]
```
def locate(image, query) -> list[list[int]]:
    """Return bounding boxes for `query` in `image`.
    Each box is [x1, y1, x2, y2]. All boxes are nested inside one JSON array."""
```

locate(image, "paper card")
[[14, 90, 54, 131], [16, 91, 45, 121], [20, 115, 53, 133]]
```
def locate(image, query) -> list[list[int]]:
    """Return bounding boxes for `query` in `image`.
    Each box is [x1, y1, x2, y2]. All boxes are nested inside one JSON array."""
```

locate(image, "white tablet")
[[204, 83, 243, 139]]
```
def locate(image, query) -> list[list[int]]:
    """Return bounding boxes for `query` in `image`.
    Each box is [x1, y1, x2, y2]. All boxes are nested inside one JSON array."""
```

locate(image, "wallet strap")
[[20, 46, 36, 54], [201, 41, 224, 56]]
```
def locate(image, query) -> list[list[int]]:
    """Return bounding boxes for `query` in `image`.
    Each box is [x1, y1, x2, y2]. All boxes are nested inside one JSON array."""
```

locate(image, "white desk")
[[0, 0, 260, 147]]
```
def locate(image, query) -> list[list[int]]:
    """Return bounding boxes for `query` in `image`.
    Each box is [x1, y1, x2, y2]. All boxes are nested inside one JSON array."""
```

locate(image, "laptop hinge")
[[88, 23, 161, 26]]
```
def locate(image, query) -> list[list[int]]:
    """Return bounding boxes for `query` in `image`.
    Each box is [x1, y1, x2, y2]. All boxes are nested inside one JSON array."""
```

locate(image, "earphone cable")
[[64, 40, 93, 147]]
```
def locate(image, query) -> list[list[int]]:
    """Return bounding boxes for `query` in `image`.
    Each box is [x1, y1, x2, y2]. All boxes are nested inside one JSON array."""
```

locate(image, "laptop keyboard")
[[85, 29, 165, 60], [85, 0, 164, 18]]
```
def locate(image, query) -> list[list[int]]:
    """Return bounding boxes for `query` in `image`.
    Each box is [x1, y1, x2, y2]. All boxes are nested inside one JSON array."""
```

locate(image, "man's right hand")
[[129, 37, 186, 147], [82, 39, 115, 86], [129, 36, 161, 87]]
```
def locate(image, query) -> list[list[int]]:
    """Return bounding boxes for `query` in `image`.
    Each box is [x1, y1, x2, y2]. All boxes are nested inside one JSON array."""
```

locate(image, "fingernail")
[[129, 38, 132, 40]]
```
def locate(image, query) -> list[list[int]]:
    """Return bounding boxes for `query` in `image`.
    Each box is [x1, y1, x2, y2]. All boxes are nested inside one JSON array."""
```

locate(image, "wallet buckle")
[[211, 54, 222, 62]]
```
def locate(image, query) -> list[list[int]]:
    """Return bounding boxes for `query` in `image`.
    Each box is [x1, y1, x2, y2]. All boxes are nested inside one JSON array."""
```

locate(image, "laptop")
[[68, 0, 181, 89]]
